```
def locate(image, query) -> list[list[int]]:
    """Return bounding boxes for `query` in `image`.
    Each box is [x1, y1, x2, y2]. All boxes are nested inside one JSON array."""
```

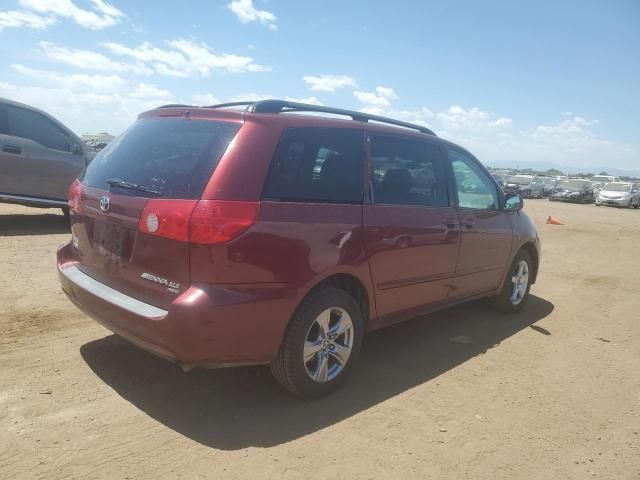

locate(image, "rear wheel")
[[524, 190, 531, 199], [489, 250, 532, 313], [61, 207, 70, 223], [270, 287, 363, 398]]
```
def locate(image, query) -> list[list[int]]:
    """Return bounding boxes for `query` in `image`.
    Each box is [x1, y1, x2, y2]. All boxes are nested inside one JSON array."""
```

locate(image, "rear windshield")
[[81, 118, 240, 198]]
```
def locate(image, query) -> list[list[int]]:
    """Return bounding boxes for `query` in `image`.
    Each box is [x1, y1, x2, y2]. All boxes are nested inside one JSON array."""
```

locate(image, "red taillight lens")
[[68, 179, 82, 213], [138, 200, 197, 242], [190, 200, 259, 244]]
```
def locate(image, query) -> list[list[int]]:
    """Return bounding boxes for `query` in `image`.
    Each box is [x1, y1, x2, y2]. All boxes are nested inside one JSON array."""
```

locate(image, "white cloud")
[[228, 93, 274, 102], [102, 39, 271, 77], [303, 75, 357, 92], [16, 0, 123, 30], [0, 65, 174, 135], [12, 63, 126, 92], [40, 41, 152, 75], [0, 9, 55, 31], [437, 105, 512, 134], [191, 93, 221, 105], [353, 86, 433, 127], [285, 96, 323, 106], [228, 0, 277, 30], [433, 108, 635, 171]]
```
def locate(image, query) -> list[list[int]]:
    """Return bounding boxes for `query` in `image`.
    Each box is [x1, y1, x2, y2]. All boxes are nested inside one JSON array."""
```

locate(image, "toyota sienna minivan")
[[57, 100, 541, 398]]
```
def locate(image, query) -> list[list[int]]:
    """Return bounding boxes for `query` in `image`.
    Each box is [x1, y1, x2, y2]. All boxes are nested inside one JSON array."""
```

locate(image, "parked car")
[[588, 175, 619, 194], [549, 179, 595, 203], [595, 182, 640, 208], [538, 177, 558, 197], [490, 173, 505, 189], [503, 174, 545, 198], [57, 100, 541, 398], [0, 98, 93, 217]]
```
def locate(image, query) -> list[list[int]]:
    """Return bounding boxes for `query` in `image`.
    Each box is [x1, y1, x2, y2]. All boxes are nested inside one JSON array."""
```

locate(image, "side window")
[[371, 136, 449, 207], [6, 105, 70, 152], [262, 128, 364, 203], [448, 148, 499, 210]]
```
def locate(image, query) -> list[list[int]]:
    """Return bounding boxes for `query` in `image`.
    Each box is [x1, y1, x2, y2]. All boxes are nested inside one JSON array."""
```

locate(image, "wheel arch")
[[519, 241, 539, 284]]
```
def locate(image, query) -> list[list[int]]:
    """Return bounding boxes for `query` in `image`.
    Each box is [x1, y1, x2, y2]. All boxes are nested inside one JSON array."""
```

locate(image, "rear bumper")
[[57, 242, 308, 367]]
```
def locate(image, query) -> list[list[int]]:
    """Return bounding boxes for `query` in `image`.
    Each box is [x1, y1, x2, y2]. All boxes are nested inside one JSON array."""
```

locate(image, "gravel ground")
[[0, 200, 639, 479]]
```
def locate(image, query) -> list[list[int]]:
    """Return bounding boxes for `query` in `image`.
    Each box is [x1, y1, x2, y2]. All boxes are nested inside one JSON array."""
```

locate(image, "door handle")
[[460, 219, 476, 229], [2, 145, 21, 154]]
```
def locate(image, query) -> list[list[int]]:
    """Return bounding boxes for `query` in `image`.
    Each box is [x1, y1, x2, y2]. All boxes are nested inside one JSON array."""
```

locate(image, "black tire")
[[270, 287, 363, 398], [524, 190, 531, 199], [61, 207, 70, 222], [488, 250, 533, 314], [634, 201, 639, 209]]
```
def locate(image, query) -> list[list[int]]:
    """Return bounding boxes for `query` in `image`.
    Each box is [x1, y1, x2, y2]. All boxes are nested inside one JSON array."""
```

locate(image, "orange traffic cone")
[[546, 216, 563, 225]]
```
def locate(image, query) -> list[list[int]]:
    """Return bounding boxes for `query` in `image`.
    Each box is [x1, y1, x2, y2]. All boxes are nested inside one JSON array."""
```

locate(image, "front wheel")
[[270, 287, 363, 398], [488, 250, 532, 313]]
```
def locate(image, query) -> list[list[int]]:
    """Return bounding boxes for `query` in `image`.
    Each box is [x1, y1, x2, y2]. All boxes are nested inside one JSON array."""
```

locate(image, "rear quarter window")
[[81, 118, 240, 199], [262, 127, 364, 204]]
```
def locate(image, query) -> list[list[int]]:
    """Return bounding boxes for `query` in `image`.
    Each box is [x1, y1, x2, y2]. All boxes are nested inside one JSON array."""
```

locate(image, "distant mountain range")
[[486, 160, 640, 178]]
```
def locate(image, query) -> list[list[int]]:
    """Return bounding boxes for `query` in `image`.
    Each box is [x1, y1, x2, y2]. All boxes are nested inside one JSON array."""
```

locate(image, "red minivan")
[[58, 100, 540, 398]]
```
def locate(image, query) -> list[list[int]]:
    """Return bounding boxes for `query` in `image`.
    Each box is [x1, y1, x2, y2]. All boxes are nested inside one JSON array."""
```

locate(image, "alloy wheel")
[[304, 307, 354, 383], [510, 260, 529, 305]]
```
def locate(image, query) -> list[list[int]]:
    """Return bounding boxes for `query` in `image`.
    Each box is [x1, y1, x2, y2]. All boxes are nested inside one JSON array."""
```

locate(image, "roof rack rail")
[[205, 99, 436, 136]]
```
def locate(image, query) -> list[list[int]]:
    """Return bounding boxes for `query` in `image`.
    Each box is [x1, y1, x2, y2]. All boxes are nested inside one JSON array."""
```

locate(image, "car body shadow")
[[0, 213, 69, 236], [80, 294, 554, 450]]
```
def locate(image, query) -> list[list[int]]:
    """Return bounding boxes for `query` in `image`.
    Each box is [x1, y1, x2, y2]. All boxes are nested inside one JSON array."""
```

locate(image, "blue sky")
[[1, 0, 638, 172]]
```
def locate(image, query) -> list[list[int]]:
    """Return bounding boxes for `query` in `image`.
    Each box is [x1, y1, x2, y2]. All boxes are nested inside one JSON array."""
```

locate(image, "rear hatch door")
[[72, 115, 241, 309]]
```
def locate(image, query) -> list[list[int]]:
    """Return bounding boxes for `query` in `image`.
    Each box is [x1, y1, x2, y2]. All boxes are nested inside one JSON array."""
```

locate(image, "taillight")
[[138, 199, 259, 244], [138, 200, 197, 242], [68, 179, 82, 213], [190, 200, 259, 244]]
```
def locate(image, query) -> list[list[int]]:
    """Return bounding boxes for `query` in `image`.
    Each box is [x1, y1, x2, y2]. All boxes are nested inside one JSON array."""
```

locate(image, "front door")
[[447, 148, 513, 299], [363, 135, 459, 321]]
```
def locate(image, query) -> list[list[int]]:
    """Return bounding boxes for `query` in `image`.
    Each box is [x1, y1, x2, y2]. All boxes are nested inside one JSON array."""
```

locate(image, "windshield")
[[82, 118, 240, 199], [603, 183, 632, 192], [508, 175, 532, 185], [558, 180, 587, 191], [590, 176, 613, 183]]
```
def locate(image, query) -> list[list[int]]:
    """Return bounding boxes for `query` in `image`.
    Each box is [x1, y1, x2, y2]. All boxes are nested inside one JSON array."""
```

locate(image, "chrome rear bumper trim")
[[61, 265, 168, 319]]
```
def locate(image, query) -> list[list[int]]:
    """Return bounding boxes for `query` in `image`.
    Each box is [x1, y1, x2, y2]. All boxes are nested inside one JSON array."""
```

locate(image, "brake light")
[[138, 200, 197, 242], [68, 179, 82, 213], [190, 200, 259, 244]]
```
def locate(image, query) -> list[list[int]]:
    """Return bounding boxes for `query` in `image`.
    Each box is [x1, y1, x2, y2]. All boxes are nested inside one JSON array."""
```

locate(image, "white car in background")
[[595, 182, 640, 208], [589, 175, 619, 194]]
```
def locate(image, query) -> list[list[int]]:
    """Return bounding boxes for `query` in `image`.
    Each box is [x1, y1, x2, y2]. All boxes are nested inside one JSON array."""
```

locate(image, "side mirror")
[[71, 144, 83, 156], [504, 193, 523, 211]]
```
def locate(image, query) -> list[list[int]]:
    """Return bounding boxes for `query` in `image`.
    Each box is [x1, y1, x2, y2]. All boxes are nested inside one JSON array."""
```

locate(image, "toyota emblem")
[[99, 196, 110, 212]]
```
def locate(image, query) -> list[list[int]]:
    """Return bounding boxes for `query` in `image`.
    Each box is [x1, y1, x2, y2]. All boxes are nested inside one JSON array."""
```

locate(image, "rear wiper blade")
[[105, 178, 162, 196]]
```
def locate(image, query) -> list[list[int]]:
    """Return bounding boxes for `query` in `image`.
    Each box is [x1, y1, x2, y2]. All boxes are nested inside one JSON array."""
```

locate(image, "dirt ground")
[[0, 199, 638, 480]]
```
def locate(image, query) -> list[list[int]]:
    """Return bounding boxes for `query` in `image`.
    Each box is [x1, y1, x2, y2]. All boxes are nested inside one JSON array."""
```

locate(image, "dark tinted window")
[[448, 148, 499, 210], [262, 127, 364, 203], [82, 118, 240, 199], [371, 136, 448, 207], [6, 105, 71, 152]]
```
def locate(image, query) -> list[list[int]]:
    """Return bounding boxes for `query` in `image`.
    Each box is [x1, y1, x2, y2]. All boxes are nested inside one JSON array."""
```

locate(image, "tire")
[[524, 190, 531, 199], [488, 250, 532, 314], [634, 201, 639, 209], [628, 200, 633, 209], [270, 287, 363, 398], [61, 207, 70, 222]]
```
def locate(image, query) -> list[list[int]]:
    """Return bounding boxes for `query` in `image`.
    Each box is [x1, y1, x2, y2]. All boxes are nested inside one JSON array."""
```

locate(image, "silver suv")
[[0, 98, 92, 217]]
